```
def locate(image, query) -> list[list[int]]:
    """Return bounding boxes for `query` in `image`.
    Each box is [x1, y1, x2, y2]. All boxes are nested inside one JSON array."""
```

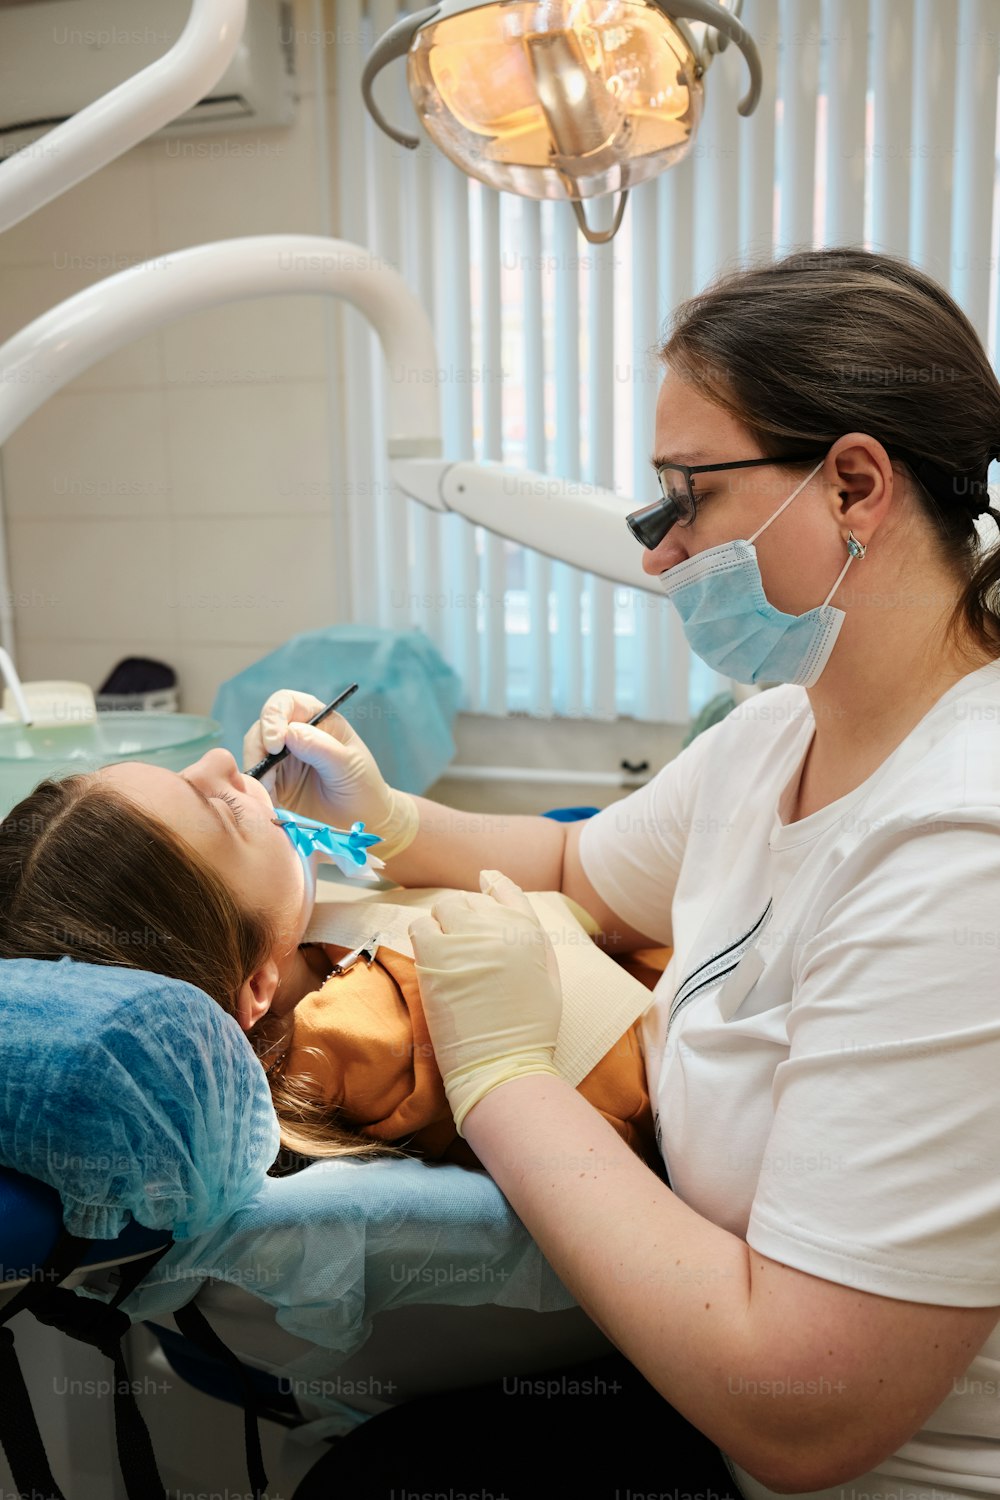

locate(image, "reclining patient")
[[0, 752, 666, 1175]]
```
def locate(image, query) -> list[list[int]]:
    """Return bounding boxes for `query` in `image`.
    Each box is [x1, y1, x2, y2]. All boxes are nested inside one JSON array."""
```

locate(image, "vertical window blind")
[[333, 0, 1000, 723]]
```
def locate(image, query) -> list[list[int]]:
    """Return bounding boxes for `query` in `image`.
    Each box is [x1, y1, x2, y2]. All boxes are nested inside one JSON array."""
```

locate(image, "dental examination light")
[[362, 0, 762, 243]]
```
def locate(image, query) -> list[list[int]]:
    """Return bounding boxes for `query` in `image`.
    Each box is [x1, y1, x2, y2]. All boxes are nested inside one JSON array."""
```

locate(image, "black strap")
[[104, 1240, 178, 1500], [0, 1228, 270, 1500], [0, 1324, 69, 1500], [0, 1227, 94, 1500], [172, 1297, 269, 1500], [0, 1227, 174, 1500], [28, 1290, 168, 1500], [0, 1226, 95, 1329]]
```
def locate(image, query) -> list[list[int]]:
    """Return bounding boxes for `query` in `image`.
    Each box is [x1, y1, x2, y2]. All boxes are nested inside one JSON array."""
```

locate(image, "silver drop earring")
[[846, 531, 866, 559]]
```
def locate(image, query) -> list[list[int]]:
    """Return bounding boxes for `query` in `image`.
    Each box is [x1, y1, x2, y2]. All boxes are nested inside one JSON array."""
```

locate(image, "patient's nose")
[[184, 747, 243, 788]]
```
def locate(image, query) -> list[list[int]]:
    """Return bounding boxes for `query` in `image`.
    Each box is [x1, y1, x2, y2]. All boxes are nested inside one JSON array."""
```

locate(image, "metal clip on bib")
[[329, 933, 382, 977]]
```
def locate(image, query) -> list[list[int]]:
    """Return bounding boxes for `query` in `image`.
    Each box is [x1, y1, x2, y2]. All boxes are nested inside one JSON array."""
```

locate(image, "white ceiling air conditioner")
[[0, 0, 297, 162]]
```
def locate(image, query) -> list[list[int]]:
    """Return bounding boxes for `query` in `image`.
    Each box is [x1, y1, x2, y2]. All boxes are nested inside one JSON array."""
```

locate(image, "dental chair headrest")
[[0, 957, 280, 1241]]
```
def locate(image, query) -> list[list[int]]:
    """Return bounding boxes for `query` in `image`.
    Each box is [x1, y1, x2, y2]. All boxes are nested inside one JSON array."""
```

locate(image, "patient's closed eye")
[[212, 791, 245, 824]]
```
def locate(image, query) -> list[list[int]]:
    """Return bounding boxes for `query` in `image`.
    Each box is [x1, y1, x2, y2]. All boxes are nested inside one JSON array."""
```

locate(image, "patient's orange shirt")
[[285, 942, 672, 1173]]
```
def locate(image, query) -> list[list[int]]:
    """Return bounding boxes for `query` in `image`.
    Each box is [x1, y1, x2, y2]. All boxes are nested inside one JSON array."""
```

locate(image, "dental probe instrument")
[[245, 682, 360, 780]]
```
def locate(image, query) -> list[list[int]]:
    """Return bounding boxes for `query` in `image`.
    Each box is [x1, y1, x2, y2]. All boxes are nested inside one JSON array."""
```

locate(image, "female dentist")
[[253, 248, 1000, 1500]]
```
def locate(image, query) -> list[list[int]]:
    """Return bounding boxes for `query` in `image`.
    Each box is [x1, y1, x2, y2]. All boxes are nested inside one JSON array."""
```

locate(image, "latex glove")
[[241, 688, 419, 860], [409, 870, 562, 1136]]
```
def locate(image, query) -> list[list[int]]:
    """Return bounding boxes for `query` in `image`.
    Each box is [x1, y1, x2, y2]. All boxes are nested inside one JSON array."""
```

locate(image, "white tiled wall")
[[0, 0, 353, 714]]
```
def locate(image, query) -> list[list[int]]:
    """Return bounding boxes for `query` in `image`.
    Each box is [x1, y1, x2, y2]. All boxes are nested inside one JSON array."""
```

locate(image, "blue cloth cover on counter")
[[211, 625, 463, 795]]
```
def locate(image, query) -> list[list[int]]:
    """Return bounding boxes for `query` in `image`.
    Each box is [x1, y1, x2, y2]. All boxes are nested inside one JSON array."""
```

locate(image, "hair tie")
[[901, 450, 999, 523], [971, 446, 1000, 519]]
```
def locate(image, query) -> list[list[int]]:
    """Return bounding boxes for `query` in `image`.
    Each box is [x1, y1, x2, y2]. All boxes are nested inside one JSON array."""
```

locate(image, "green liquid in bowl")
[[0, 714, 224, 818]]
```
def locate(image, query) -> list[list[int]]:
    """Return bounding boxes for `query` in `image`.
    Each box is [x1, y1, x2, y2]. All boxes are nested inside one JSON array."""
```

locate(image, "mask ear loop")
[[746, 457, 826, 546], [744, 456, 867, 607]]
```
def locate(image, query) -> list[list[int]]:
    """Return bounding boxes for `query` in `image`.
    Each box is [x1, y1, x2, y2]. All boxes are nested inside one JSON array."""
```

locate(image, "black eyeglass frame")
[[626, 451, 830, 550]]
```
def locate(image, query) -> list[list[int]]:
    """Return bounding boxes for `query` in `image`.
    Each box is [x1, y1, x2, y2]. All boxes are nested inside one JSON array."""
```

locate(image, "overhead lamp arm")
[[0, 0, 247, 235], [0, 236, 442, 457]]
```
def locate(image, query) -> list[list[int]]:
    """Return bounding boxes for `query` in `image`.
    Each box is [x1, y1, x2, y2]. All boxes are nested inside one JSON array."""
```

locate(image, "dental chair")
[[0, 952, 610, 1500]]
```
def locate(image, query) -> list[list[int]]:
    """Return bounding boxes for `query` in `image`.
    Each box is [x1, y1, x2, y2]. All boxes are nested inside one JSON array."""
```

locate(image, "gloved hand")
[[241, 688, 419, 860], [409, 870, 562, 1136]]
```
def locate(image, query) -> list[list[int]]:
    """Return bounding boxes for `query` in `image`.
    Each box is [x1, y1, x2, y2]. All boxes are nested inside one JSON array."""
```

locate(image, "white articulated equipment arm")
[[0, 0, 248, 234], [392, 458, 651, 593], [0, 234, 659, 597], [0, 233, 443, 656], [0, 236, 441, 455]]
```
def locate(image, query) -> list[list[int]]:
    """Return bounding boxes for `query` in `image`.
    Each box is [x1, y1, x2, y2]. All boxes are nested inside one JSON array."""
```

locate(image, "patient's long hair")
[[659, 246, 1000, 665], [0, 774, 397, 1170]]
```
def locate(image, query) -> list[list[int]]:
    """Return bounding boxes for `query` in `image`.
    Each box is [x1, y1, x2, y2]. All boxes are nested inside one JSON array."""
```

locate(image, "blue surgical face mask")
[[656, 458, 865, 688]]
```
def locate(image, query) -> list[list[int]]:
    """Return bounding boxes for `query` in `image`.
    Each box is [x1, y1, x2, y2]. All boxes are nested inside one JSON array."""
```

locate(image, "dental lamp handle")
[[361, 5, 441, 150], [669, 0, 762, 115]]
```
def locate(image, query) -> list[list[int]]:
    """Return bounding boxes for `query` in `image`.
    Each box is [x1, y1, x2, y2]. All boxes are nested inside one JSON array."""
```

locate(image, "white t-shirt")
[[578, 658, 1000, 1500]]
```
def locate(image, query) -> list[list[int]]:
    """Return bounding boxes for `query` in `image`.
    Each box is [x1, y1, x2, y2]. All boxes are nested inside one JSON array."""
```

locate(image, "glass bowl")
[[0, 713, 224, 818]]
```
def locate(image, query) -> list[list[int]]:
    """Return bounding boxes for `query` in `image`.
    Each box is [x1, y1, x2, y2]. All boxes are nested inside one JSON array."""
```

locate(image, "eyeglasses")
[[626, 452, 829, 550]]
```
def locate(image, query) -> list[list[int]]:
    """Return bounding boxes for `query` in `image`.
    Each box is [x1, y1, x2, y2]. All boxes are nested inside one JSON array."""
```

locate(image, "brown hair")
[[659, 246, 1000, 665], [0, 774, 397, 1170]]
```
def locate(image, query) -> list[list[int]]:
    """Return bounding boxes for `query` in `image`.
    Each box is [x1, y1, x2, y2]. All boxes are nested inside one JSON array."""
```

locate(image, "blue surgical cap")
[[0, 957, 280, 1241]]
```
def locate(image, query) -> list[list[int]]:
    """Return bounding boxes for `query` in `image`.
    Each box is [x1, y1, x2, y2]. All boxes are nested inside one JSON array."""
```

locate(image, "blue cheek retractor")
[[271, 808, 385, 883]]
